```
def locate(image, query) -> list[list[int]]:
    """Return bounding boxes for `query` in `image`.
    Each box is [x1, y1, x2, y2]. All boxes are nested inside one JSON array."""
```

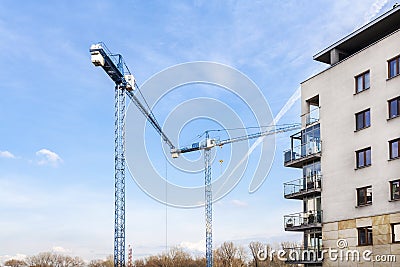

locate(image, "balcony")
[[303, 107, 320, 126], [284, 140, 322, 168], [282, 247, 323, 265], [284, 210, 323, 231], [284, 175, 322, 200]]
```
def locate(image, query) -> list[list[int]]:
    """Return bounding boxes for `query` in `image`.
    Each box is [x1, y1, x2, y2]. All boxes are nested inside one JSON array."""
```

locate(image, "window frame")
[[392, 223, 400, 243], [358, 227, 373, 246], [356, 147, 372, 169], [389, 138, 400, 160], [357, 186, 372, 206], [388, 97, 400, 119], [355, 109, 371, 131], [355, 71, 370, 94], [388, 55, 400, 79], [390, 180, 400, 201]]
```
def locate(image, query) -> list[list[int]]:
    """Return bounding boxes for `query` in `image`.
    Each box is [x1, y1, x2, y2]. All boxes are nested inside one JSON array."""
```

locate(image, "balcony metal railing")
[[282, 246, 323, 263], [284, 140, 322, 163], [304, 107, 320, 126], [284, 175, 322, 197], [284, 210, 323, 230]]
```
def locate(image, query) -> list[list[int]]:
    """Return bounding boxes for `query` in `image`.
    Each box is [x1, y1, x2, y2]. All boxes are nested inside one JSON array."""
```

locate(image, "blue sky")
[[0, 0, 395, 263]]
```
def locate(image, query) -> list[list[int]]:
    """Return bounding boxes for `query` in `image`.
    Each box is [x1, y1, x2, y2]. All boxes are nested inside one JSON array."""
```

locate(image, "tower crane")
[[90, 42, 301, 267], [90, 42, 175, 267], [171, 123, 301, 267]]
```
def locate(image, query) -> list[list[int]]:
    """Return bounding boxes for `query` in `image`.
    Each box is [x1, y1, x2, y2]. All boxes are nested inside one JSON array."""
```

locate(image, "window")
[[389, 138, 400, 160], [389, 97, 400, 119], [389, 55, 400, 78], [357, 186, 372, 206], [356, 147, 371, 168], [355, 71, 370, 93], [391, 180, 400, 200], [356, 109, 370, 130], [358, 227, 373, 246], [392, 224, 400, 243]]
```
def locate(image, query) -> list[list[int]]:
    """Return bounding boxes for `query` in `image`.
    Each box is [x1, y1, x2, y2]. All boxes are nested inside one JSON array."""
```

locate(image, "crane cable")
[[134, 83, 162, 136], [165, 156, 168, 254]]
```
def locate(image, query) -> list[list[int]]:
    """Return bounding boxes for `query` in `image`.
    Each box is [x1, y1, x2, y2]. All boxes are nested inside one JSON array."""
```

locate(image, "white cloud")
[[52, 246, 70, 253], [364, 0, 389, 24], [36, 149, 63, 167], [231, 199, 248, 207], [0, 150, 16, 159], [179, 239, 205, 252]]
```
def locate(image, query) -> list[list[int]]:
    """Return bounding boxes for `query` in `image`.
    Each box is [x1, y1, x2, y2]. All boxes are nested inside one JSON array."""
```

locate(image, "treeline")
[[3, 253, 111, 267], [134, 241, 298, 267], [3, 241, 298, 267]]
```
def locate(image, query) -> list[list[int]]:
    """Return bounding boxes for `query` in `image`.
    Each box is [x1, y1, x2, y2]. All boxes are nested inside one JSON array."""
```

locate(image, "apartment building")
[[282, 5, 400, 267]]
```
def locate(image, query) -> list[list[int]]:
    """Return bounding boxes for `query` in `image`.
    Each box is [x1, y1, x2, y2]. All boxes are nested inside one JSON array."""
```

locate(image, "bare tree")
[[249, 241, 264, 267], [89, 255, 113, 267], [132, 258, 145, 267], [214, 242, 246, 267], [132, 247, 205, 267], [4, 259, 27, 267], [26, 252, 84, 267]]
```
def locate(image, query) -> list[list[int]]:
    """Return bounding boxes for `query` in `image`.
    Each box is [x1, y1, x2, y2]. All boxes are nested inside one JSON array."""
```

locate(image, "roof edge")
[[313, 4, 400, 63]]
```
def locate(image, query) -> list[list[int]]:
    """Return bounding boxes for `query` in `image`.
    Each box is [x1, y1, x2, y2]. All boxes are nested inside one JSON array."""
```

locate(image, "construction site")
[[1, 1, 399, 267]]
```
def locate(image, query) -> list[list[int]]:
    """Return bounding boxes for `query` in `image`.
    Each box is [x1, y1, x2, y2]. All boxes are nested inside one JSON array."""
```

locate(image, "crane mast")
[[204, 132, 213, 267], [90, 42, 174, 267]]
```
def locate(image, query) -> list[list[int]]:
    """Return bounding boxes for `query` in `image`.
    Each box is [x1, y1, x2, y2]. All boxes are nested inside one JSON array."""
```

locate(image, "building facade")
[[283, 5, 400, 267]]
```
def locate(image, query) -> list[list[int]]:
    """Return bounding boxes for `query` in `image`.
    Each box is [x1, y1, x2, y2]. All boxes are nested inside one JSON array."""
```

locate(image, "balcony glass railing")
[[304, 107, 320, 126], [284, 175, 322, 196], [282, 247, 323, 263], [283, 140, 322, 163], [284, 210, 323, 229]]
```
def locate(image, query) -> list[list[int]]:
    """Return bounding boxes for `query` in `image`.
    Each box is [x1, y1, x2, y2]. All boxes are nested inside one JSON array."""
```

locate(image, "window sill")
[[355, 203, 372, 208], [387, 115, 400, 121], [354, 88, 370, 95], [389, 198, 400, 202], [355, 165, 371, 170], [358, 244, 373, 247], [389, 157, 400, 162], [387, 73, 400, 81], [354, 126, 371, 132]]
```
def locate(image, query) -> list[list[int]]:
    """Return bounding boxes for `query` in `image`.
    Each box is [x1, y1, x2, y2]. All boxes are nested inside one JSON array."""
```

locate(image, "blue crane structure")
[[90, 42, 175, 267], [171, 123, 301, 267], [90, 42, 301, 267]]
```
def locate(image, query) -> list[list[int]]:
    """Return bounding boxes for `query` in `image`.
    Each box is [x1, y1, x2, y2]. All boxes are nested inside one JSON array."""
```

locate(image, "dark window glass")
[[358, 227, 373, 245], [356, 109, 370, 130], [365, 110, 370, 127], [391, 180, 400, 201], [358, 152, 365, 168], [355, 71, 370, 93], [357, 113, 364, 129], [357, 186, 372, 206], [364, 72, 370, 89], [389, 58, 399, 78], [366, 148, 371, 165], [357, 76, 363, 92], [393, 224, 400, 243], [389, 97, 400, 118], [390, 139, 400, 159], [356, 148, 371, 168]]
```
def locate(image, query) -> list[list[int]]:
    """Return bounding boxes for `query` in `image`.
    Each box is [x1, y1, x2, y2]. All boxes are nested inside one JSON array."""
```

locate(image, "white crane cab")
[[90, 44, 105, 67]]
